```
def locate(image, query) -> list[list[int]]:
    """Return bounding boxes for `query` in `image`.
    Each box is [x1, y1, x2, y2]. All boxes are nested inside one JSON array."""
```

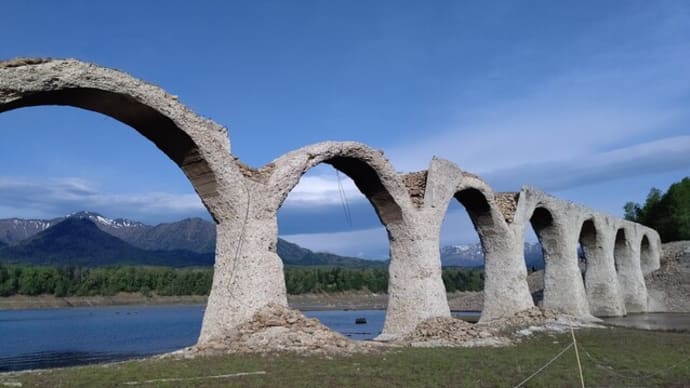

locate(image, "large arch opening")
[[529, 207, 557, 308], [275, 157, 402, 340], [437, 188, 497, 320], [640, 235, 653, 274], [578, 219, 597, 286], [613, 228, 627, 274], [0, 93, 219, 371]]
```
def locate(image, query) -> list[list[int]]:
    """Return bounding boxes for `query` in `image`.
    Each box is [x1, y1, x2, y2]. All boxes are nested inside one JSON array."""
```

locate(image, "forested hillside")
[[624, 177, 690, 242], [0, 264, 484, 297]]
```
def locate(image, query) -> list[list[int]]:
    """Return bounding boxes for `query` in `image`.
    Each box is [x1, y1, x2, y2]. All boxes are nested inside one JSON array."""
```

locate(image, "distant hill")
[[277, 239, 383, 267], [0, 218, 213, 267], [0, 212, 381, 268]]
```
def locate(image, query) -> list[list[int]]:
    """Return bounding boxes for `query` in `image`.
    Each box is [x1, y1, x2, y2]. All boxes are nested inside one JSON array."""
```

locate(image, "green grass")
[[3, 328, 689, 387]]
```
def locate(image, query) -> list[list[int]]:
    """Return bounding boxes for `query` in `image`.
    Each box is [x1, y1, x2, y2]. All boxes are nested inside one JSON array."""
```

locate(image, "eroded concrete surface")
[[0, 58, 664, 349]]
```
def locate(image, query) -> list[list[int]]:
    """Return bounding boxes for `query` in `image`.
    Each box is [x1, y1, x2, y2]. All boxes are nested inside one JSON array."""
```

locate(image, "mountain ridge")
[[0, 213, 381, 268]]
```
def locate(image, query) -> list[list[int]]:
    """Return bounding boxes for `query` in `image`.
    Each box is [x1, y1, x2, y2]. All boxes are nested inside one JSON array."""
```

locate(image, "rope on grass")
[[513, 343, 574, 388], [570, 324, 585, 388], [123, 371, 267, 385]]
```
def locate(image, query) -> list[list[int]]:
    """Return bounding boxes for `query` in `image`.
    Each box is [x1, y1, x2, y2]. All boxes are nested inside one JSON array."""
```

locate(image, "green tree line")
[[624, 177, 690, 242], [0, 264, 484, 297]]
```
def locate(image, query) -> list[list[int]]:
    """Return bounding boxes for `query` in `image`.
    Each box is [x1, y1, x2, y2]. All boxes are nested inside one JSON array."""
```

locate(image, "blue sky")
[[1, 1, 688, 259]]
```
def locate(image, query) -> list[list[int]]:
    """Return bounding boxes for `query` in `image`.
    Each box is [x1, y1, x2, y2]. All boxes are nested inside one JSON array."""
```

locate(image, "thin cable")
[[335, 170, 353, 227], [227, 179, 252, 298], [513, 343, 574, 388]]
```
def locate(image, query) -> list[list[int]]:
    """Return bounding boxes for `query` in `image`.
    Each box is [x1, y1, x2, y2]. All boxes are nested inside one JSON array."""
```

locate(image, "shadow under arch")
[[321, 156, 403, 226], [578, 218, 597, 285], [640, 234, 653, 273], [454, 187, 493, 231], [613, 228, 627, 273], [530, 207, 557, 254]]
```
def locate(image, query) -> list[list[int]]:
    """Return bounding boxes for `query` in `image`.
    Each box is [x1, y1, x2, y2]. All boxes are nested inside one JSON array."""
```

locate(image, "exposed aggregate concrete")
[[0, 58, 665, 353]]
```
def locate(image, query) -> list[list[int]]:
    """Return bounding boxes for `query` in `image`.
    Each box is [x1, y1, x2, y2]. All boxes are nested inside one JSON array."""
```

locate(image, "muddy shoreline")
[[0, 291, 484, 311]]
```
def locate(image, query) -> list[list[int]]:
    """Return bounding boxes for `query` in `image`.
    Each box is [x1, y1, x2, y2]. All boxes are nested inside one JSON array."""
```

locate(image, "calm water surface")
[[0, 305, 394, 372], [4, 306, 681, 373]]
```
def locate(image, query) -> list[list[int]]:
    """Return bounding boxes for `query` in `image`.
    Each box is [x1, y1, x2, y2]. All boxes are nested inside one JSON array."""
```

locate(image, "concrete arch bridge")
[[0, 58, 661, 344]]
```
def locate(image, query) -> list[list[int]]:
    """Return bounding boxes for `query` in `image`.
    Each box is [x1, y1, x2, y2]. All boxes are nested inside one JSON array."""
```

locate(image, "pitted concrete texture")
[[0, 58, 665, 348]]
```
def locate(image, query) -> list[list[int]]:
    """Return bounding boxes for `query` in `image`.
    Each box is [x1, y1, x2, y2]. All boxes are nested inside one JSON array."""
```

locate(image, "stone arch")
[[527, 204, 591, 317], [0, 59, 231, 219], [0, 59, 249, 346], [268, 141, 407, 226], [266, 141, 432, 340], [452, 183, 533, 321]]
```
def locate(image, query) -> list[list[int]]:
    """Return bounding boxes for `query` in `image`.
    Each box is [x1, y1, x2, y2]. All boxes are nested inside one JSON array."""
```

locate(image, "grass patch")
[[3, 328, 689, 387]]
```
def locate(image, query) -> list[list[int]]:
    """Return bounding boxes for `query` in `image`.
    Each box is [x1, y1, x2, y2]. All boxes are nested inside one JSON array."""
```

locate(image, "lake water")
[[3, 306, 683, 373], [0, 305, 401, 372]]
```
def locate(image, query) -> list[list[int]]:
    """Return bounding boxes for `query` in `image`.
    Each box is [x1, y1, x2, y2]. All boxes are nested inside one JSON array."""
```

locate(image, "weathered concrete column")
[[614, 228, 648, 313], [379, 219, 450, 340], [542, 226, 592, 317], [582, 218, 626, 317], [482, 224, 535, 321], [525, 202, 592, 318], [198, 202, 288, 344]]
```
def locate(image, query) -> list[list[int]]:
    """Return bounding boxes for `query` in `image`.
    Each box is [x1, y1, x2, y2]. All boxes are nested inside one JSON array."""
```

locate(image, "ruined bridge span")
[[0, 58, 661, 344]]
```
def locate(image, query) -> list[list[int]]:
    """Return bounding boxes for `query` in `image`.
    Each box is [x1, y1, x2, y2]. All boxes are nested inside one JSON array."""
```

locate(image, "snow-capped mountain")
[[0, 211, 147, 246], [441, 242, 544, 268], [0, 212, 380, 268]]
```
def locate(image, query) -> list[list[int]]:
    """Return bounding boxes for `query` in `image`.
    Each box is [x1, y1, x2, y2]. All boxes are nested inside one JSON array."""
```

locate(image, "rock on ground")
[[180, 303, 382, 357]]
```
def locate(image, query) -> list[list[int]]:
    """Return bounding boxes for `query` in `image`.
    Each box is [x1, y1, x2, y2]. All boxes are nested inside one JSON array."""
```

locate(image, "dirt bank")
[[0, 290, 487, 311], [646, 240, 690, 312]]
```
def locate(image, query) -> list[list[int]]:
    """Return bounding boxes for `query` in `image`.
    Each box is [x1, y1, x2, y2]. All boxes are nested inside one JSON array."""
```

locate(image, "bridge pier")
[[582, 219, 626, 317], [480, 228, 535, 321], [198, 204, 289, 345], [378, 220, 450, 340], [615, 228, 648, 313], [542, 226, 592, 317]]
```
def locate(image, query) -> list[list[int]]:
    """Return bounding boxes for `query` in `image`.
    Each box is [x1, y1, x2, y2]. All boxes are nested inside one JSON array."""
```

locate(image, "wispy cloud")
[[486, 136, 690, 192], [387, 3, 690, 194], [0, 177, 207, 223], [282, 226, 390, 259]]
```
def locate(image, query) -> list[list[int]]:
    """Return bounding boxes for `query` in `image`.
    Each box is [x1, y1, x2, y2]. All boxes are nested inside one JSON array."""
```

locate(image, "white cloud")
[[0, 177, 207, 223], [282, 227, 389, 259], [283, 173, 366, 207], [486, 135, 690, 192], [386, 6, 690, 194]]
